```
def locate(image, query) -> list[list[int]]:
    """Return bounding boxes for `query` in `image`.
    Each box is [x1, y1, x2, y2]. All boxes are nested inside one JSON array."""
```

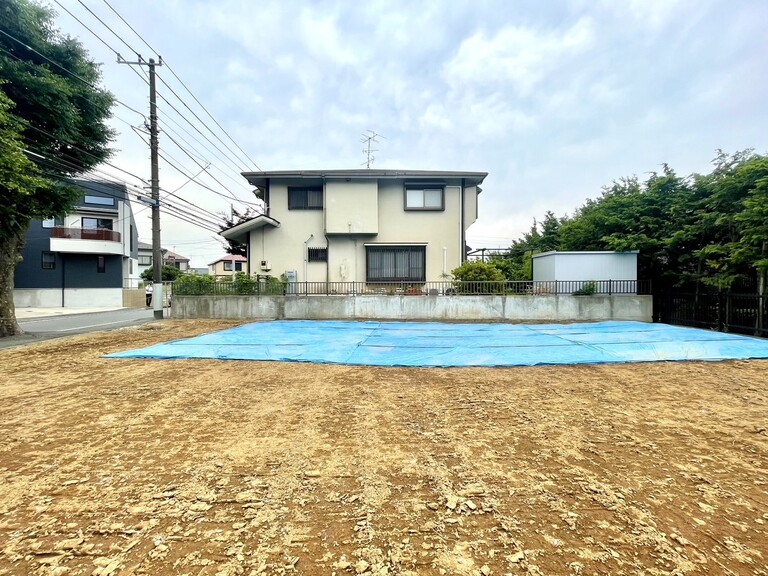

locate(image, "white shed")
[[532, 251, 639, 293]]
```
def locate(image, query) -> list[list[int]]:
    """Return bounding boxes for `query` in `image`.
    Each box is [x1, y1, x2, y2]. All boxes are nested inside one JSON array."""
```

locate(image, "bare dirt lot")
[[0, 320, 766, 576]]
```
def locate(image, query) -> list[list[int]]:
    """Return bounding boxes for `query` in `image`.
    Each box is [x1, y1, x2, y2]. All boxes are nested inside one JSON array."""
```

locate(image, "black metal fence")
[[174, 278, 650, 297], [656, 291, 767, 337]]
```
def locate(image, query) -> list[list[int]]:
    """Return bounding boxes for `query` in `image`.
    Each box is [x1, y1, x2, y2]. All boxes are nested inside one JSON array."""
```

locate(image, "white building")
[[14, 180, 139, 307], [220, 169, 487, 284]]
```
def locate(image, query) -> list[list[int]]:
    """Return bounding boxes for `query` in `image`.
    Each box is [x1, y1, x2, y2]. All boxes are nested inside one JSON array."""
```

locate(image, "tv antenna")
[[361, 130, 385, 168]]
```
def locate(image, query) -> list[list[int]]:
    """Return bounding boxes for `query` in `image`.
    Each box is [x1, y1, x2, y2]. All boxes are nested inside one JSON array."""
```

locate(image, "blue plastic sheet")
[[104, 320, 768, 367]]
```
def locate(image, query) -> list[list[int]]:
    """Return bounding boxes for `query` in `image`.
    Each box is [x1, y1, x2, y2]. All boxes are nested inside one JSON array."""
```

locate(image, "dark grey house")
[[14, 180, 139, 307]]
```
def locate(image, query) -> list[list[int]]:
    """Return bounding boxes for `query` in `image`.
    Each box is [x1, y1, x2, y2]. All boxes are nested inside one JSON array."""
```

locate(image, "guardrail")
[[174, 278, 650, 296], [51, 226, 121, 242]]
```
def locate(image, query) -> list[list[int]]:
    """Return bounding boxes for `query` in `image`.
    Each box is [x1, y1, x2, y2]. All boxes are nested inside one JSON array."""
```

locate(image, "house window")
[[84, 195, 114, 206], [223, 261, 233, 271], [82, 217, 113, 230], [404, 185, 444, 211], [366, 246, 426, 282], [235, 262, 243, 272], [288, 187, 323, 210], [97, 256, 106, 273], [42, 252, 55, 270], [139, 255, 152, 266], [308, 247, 328, 262], [42, 217, 64, 228]]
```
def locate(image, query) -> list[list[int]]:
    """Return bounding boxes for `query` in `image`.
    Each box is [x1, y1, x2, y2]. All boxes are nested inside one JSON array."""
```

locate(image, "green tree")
[[219, 206, 257, 257], [141, 265, 183, 283], [0, 91, 48, 336], [0, 0, 114, 336]]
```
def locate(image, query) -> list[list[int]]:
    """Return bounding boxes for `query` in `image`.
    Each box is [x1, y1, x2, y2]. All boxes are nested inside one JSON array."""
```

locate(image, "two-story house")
[[220, 169, 487, 285], [209, 255, 247, 276], [137, 242, 190, 278], [13, 180, 139, 307]]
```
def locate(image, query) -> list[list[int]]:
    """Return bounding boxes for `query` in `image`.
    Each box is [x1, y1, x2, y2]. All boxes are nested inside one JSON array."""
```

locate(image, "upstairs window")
[[82, 217, 113, 230], [139, 255, 152, 266], [308, 247, 328, 262], [288, 187, 323, 210], [84, 195, 114, 206], [42, 217, 64, 228], [404, 185, 444, 211]]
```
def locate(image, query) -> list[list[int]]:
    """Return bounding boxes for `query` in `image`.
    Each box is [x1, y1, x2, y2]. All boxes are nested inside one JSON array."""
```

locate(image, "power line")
[[48, 2, 258, 196], [25, 146, 224, 232], [161, 128, 256, 205], [0, 32, 146, 119], [100, 0, 260, 170], [153, 78, 252, 172], [74, 0, 142, 59], [131, 126, 261, 209], [158, 108, 249, 177], [21, 122, 148, 185]]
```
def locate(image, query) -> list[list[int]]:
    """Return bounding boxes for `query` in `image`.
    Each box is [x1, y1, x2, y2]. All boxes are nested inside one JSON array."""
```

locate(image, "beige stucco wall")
[[252, 182, 327, 282], [209, 260, 245, 276], [249, 178, 481, 283], [325, 180, 378, 234]]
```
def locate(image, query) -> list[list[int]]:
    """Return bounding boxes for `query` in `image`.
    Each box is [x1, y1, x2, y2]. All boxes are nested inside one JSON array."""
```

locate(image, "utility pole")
[[119, 55, 164, 319]]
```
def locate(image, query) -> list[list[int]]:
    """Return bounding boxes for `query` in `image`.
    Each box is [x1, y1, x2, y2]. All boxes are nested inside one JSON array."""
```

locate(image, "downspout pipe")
[[323, 178, 329, 284], [460, 178, 466, 263], [304, 233, 314, 282]]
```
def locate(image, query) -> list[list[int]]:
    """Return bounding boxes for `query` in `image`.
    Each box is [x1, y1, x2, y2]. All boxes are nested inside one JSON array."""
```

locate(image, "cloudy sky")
[[50, 0, 768, 268]]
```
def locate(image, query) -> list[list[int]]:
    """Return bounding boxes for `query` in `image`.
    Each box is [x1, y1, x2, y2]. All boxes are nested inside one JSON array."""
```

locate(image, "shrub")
[[141, 264, 183, 282], [232, 272, 259, 294], [573, 281, 597, 296], [173, 274, 215, 295], [451, 261, 506, 294]]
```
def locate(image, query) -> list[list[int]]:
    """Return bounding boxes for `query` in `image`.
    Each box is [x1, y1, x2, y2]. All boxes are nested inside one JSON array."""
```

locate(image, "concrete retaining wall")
[[172, 294, 652, 322]]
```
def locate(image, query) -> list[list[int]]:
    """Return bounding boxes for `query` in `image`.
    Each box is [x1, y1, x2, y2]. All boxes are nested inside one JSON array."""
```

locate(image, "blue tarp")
[[104, 320, 768, 367]]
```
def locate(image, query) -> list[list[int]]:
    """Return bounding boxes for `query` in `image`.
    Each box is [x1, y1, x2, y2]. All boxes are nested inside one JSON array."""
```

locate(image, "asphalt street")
[[0, 308, 157, 350]]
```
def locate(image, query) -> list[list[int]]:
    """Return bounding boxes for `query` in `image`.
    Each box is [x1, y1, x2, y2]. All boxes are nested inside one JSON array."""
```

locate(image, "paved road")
[[1, 308, 157, 350]]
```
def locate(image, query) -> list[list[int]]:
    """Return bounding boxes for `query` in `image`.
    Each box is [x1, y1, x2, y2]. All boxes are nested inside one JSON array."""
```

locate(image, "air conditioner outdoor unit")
[[260, 260, 271, 271]]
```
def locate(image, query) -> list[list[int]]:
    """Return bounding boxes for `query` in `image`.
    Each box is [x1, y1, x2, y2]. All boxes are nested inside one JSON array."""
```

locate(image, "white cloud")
[[444, 17, 595, 97], [46, 0, 768, 267]]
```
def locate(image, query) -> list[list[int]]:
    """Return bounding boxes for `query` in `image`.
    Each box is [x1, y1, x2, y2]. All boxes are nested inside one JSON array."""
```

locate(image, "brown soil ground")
[[0, 320, 766, 576]]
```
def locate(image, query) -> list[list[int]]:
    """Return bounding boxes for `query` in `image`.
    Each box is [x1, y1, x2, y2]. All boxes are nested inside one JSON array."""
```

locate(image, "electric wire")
[[47, 2, 257, 187], [100, 0, 260, 169], [0, 32, 146, 119], [25, 146, 225, 232], [130, 126, 261, 209], [74, 0, 142, 59]]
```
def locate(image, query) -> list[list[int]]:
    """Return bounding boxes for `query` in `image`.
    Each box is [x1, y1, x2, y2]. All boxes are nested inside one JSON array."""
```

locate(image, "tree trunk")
[[758, 240, 766, 336], [0, 225, 27, 337]]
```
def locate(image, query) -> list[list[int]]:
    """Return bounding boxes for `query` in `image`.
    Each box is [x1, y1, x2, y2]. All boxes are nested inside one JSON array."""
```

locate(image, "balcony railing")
[[51, 226, 121, 242]]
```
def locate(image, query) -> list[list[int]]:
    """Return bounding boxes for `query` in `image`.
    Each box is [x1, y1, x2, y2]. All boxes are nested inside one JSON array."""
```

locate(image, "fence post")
[[608, 280, 612, 296], [717, 291, 725, 332]]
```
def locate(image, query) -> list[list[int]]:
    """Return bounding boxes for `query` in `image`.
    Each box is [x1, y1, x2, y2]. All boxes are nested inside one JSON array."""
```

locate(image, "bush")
[[173, 274, 215, 295], [451, 261, 506, 294], [573, 281, 597, 296], [232, 272, 259, 294], [141, 265, 183, 282]]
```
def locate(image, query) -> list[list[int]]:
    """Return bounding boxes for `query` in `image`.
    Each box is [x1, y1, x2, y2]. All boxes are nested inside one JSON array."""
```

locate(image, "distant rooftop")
[[209, 254, 247, 266]]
